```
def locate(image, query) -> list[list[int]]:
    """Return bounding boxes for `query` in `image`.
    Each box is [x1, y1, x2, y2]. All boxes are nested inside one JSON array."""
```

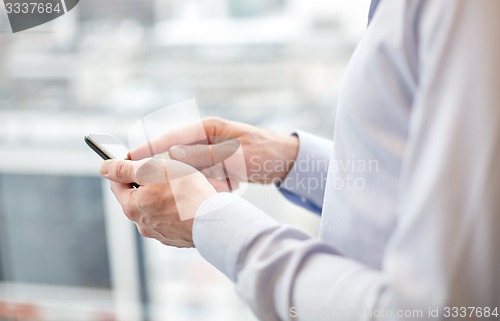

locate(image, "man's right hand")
[[129, 117, 299, 186]]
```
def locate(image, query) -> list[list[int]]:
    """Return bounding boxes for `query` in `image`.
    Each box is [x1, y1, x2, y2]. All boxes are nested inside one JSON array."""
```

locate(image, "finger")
[[101, 159, 137, 184], [169, 138, 241, 170], [135, 158, 169, 184], [169, 144, 212, 169], [160, 159, 200, 180], [135, 158, 200, 182], [110, 181, 139, 219], [129, 118, 226, 160], [199, 146, 248, 183], [110, 181, 136, 204]]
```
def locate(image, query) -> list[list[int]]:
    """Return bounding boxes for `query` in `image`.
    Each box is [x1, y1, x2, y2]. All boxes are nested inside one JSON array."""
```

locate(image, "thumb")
[[100, 159, 137, 184]]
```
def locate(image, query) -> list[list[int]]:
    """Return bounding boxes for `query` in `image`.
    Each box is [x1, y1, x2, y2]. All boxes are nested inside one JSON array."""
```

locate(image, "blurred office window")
[[0, 0, 370, 320], [0, 174, 110, 289], [79, 0, 155, 25], [228, 0, 288, 17]]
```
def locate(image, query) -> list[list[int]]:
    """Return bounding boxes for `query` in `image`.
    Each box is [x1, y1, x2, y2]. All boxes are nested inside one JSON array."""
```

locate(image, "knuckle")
[[203, 116, 226, 128], [122, 203, 139, 221], [137, 226, 154, 238], [114, 160, 127, 181]]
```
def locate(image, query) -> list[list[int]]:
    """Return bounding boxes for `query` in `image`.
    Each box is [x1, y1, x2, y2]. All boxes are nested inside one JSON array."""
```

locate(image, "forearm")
[[193, 194, 391, 321], [194, 191, 500, 321]]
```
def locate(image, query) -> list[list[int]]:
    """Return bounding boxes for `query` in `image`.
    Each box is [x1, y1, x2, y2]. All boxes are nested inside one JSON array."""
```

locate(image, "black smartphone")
[[85, 133, 140, 188]]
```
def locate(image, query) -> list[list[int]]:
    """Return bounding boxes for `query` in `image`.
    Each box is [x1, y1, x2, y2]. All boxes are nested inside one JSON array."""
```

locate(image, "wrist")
[[276, 134, 299, 181]]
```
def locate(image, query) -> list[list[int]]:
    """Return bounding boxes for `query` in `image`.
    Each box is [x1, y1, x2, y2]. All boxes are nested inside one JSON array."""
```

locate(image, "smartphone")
[[85, 133, 140, 188]]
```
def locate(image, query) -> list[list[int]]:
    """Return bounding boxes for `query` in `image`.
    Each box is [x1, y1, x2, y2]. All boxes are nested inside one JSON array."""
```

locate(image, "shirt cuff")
[[193, 193, 280, 282], [277, 130, 332, 210]]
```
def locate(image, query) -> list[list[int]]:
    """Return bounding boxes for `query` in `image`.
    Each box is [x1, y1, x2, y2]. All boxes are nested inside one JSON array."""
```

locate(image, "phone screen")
[[85, 134, 129, 160], [100, 143, 129, 160]]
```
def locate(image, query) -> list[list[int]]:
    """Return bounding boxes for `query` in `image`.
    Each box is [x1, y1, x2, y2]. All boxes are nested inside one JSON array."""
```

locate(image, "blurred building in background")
[[0, 1, 369, 320]]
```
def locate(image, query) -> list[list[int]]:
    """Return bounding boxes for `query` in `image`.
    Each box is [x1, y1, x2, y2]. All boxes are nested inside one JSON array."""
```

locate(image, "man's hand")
[[100, 158, 216, 248], [130, 117, 300, 185]]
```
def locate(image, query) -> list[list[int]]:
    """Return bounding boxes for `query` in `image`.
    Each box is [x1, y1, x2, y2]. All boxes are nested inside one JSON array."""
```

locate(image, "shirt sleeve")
[[193, 193, 390, 321], [276, 131, 332, 214], [194, 1, 500, 320]]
